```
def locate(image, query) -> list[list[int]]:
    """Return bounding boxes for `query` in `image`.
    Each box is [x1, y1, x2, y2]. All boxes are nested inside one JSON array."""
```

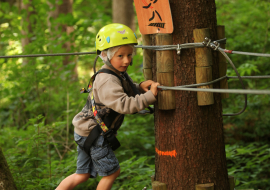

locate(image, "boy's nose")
[[123, 56, 130, 65]]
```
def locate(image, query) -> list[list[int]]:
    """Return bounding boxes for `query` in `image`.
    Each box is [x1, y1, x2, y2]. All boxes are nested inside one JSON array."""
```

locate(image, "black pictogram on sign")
[[142, 0, 162, 22], [148, 23, 165, 28]]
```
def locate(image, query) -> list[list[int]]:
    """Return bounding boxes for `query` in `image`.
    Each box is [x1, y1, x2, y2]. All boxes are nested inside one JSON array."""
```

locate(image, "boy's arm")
[[95, 75, 156, 114]]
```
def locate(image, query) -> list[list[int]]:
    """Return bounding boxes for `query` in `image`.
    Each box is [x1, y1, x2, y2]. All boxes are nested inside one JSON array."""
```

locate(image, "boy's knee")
[[75, 173, 90, 183], [114, 168, 120, 177]]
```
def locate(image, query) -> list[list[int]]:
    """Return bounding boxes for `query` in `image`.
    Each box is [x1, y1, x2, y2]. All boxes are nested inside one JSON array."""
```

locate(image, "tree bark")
[[112, 0, 135, 31], [153, 0, 229, 190], [19, 0, 34, 65], [47, 0, 77, 76], [0, 147, 17, 190]]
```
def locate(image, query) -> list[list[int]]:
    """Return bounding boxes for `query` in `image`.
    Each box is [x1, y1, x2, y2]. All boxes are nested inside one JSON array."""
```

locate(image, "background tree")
[[47, 0, 77, 76], [112, 0, 135, 31], [0, 147, 17, 190]]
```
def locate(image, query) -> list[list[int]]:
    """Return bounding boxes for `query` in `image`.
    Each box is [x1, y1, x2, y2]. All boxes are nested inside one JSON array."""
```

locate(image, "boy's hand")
[[150, 82, 161, 96], [139, 80, 155, 92]]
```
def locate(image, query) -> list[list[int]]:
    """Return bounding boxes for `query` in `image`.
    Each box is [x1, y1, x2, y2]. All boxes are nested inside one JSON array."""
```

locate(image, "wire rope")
[[158, 86, 270, 95], [1, 37, 270, 116], [0, 51, 96, 59], [227, 75, 270, 79]]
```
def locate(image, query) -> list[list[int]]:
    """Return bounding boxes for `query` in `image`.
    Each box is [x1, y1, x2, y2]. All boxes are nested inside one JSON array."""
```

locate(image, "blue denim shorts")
[[74, 132, 120, 178]]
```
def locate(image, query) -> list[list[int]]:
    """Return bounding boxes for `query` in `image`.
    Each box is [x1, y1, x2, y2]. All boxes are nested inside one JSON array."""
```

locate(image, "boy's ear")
[[100, 51, 108, 61]]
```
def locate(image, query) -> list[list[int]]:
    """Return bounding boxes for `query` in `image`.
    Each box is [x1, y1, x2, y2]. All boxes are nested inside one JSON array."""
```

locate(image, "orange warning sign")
[[134, 0, 174, 34], [156, 147, 177, 157]]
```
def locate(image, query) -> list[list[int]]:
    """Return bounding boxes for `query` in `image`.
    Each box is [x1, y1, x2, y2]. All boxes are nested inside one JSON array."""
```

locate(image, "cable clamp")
[[177, 44, 181, 55], [203, 37, 211, 46], [213, 41, 220, 50], [207, 39, 212, 47]]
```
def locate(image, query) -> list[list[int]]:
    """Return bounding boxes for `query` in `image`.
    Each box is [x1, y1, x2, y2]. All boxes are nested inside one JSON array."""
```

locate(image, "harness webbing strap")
[[82, 125, 102, 156], [81, 69, 124, 153], [103, 109, 120, 128]]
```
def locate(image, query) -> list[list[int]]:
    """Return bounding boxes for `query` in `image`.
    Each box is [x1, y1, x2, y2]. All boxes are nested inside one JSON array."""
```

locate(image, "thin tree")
[[0, 147, 17, 190], [47, 0, 77, 76], [153, 0, 230, 189], [112, 0, 135, 31], [19, 0, 34, 65]]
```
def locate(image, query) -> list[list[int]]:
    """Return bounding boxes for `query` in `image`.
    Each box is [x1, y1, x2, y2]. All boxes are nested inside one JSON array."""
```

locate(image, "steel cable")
[[228, 75, 270, 79], [1, 38, 270, 116], [158, 86, 270, 95], [0, 51, 96, 59], [224, 49, 270, 57]]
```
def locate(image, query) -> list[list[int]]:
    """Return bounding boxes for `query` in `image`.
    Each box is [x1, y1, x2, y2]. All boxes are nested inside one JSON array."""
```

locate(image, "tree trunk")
[[112, 0, 135, 31], [153, 0, 230, 190], [19, 0, 33, 65], [47, 0, 77, 76], [0, 147, 17, 190]]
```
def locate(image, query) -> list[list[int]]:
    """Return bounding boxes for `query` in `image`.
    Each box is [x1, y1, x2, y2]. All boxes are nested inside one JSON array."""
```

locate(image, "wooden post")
[[195, 183, 214, 190], [196, 66, 214, 105], [228, 176, 235, 190], [155, 34, 175, 110], [217, 25, 229, 99], [152, 181, 167, 190], [151, 175, 155, 183], [193, 28, 214, 106], [142, 34, 153, 80]]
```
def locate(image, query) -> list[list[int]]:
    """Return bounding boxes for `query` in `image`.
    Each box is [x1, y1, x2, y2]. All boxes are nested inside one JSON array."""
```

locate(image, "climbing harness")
[[79, 68, 153, 154]]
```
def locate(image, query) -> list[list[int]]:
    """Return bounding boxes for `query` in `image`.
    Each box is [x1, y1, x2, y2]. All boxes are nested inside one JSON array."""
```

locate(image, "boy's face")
[[110, 45, 133, 72]]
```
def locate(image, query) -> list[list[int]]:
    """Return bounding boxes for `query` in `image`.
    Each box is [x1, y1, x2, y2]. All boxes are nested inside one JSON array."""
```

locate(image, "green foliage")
[[226, 143, 270, 189], [0, 115, 79, 189], [113, 156, 154, 190], [216, 0, 270, 144]]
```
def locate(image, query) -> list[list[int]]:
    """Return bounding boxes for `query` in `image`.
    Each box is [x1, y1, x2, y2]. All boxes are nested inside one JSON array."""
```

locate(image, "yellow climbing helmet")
[[95, 23, 138, 54]]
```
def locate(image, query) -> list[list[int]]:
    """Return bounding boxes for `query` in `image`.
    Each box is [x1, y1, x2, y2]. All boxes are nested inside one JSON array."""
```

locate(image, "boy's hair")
[[99, 45, 135, 62]]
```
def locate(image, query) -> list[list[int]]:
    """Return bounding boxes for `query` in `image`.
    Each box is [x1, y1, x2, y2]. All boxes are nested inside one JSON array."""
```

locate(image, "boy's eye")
[[118, 55, 123, 58], [128, 54, 132, 57]]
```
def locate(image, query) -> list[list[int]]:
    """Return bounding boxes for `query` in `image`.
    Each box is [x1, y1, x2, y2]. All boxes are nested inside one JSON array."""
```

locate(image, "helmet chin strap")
[[104, 57, 115, 70]]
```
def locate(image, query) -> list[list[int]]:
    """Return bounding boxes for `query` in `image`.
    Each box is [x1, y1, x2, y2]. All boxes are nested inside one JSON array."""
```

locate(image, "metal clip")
[[202, 37, 209, 46], [177, 44, 181, 55], [207, 39, 212, 47], [214, 41, 220, 50]]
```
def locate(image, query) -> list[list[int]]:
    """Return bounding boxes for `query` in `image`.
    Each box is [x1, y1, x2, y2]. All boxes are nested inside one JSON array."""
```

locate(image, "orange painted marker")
[[155, 147, 177, 158]]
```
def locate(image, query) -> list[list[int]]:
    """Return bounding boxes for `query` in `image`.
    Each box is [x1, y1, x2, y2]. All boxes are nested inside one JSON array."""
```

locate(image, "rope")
[[223, 49, 270, 57], [93, 55, 99, 74], [228, 75, 270, 79], [218, 47, 247, 116], [0, 51, 96, 59], [1, 37, 270, 116], [174, 76, 227, 88], [158, 86, 270, 95], [0, 39, 226, 59]]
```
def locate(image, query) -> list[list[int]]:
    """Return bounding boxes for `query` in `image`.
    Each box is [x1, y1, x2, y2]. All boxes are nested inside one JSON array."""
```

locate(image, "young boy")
[[56, 23, 160, 190]]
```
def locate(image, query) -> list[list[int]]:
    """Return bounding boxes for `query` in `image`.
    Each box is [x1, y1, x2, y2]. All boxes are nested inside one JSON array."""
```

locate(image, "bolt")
[[213, 41, 218, 45]]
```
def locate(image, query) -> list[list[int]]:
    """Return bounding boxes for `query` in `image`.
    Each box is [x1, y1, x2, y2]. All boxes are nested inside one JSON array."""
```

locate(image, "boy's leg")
[[91, 136, 120, 190], [96, 168, 120, 190], [56, 173, 90, 190]]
